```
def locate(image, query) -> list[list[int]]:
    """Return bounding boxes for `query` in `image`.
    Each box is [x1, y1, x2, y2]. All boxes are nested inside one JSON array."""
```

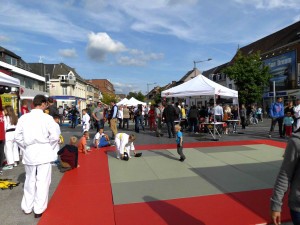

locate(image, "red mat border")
[[38, 139, 289, 225]]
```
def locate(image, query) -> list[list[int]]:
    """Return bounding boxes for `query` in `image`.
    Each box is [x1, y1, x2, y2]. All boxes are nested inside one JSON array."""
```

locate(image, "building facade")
[[89, 79, 115, 96], [0, 46, 48, 113]]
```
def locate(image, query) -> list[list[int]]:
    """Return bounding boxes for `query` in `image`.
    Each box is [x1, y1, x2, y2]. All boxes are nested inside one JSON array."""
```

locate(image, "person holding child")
[[175, 124, 186, 162]]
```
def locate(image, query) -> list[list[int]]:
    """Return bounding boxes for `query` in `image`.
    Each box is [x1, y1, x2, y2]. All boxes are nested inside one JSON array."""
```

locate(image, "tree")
[[153, 87, 162, 104], [101, 92, 117, 105], [126, 91, 145, 102], [222, 51, 271, 105]]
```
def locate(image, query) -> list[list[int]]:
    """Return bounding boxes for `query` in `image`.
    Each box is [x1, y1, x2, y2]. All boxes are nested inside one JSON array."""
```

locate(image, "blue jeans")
[[135, 116, 144, 132], [291, 210, 300, 225], [96, 119, 104, 131]]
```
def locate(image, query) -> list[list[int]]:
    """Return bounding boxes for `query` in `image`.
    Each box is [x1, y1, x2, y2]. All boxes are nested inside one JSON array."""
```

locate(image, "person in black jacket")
[[57, 136, 79, 172], [162, 102, 176, 138], [47, 97, 59, 117]]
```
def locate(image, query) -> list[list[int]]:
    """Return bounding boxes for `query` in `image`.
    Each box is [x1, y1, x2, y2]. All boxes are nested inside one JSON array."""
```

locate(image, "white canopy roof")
[[126, 97, 146, 106], [161, 75, 238, 98], [117, 98, 129, 106], [0, 72, 20, 87]]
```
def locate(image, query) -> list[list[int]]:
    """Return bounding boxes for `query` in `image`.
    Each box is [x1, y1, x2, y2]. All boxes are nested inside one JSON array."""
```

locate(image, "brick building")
[[89, 79, 115, 96]]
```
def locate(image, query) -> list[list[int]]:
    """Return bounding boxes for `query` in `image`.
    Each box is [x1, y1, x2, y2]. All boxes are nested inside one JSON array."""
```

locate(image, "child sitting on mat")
[[78, 131, 91, 154], [57, 136, 79, 172], [93, 128, 112, 149]]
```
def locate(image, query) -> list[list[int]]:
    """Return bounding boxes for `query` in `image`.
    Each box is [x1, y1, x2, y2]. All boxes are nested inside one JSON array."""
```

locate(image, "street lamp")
[[147, 82, 157, 94], [193, 58, 212, 76]]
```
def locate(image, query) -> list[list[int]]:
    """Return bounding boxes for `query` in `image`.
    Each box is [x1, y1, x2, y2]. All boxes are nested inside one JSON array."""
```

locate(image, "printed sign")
[[263, 51, 297, 91]]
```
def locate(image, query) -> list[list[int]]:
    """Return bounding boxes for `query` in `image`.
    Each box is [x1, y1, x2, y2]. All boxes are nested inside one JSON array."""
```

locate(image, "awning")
[[0, 72, 20, 87], [20, 88, 49, 99]]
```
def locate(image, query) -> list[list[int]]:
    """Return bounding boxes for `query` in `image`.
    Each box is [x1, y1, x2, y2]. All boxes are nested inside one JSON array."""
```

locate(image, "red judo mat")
[[38, 140, 290, 225]]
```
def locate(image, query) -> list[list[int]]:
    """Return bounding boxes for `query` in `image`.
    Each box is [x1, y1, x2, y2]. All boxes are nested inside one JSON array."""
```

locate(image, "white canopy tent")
[[0, 72, 20, 87], [161, 74, 238, 98], [126, 97, 146, 106], [117, 98, 129, 106], [161, 75, 239, 140]]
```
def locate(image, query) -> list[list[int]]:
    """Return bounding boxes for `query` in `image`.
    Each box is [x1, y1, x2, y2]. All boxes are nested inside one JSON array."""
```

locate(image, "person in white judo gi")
[[82, 109, 90, 132], [15, 95, 60, 218], [115, 133, 136, 160]]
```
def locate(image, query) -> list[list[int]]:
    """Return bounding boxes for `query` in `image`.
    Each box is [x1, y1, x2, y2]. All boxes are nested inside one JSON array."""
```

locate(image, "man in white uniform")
[[15, 95, 60, 218]]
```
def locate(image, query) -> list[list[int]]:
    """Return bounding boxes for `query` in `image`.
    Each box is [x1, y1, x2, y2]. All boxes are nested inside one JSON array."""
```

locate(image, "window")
[[4, 55, 18, 66], [62, 87, 67, 95], [229, 84, 232, 89]]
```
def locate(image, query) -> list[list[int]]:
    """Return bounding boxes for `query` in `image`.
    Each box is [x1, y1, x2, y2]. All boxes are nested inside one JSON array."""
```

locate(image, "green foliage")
[[222, 51, 271, 105], [126, 91, 145, 102], [101, 92, 117, 105], [153, 87, 162, 104]]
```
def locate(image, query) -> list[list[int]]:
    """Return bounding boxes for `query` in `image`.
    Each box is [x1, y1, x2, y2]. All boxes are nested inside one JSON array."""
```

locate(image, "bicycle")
[[248, 112, 258, 125]]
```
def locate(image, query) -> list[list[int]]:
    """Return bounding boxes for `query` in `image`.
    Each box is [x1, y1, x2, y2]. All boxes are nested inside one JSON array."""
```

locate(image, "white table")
[[201, 122, 225, 140]]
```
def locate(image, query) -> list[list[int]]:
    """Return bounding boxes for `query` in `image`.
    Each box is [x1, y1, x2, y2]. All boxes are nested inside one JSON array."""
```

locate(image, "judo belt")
[[6, 128, 15, 132]]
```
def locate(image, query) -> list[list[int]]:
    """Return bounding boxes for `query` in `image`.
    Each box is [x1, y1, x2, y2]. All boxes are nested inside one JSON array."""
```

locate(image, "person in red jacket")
[[0, 98, 5, 175], [21, 99, 30, 115], [148, 105, 156, 132]]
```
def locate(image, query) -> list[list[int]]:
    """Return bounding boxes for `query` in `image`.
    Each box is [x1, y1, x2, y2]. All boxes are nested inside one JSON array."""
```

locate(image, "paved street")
[[0, 118, 293, 225]]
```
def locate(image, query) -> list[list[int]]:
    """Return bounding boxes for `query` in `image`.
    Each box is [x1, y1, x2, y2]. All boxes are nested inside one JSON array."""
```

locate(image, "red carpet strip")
[[38, 149, 115, 225]]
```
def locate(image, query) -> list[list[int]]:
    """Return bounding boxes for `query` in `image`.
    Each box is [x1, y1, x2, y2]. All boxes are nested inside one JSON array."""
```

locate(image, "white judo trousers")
[[22, 163, 52, 214], [115, 133, 135, 158], [4, 131, 19, 164]]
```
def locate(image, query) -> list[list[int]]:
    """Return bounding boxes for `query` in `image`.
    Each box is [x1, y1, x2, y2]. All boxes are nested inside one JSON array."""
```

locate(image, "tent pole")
[[213, 94, 216, 140]]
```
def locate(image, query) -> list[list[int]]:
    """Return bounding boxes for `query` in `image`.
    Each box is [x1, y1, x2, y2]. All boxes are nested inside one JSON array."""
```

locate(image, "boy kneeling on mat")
[[115, 133, 141, 160], [93, 128, 112, 149]]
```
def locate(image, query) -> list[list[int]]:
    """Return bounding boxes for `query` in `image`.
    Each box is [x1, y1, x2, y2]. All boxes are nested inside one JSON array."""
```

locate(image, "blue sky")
[[1, 0, 300, 94]]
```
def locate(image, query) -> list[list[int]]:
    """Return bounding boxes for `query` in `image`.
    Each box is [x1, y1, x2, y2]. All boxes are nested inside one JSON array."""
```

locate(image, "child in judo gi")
[[115, 133, 136, 160], [175, 124, 186, 162], [82, 109, 90, 132], [93, 128, 112, 149]]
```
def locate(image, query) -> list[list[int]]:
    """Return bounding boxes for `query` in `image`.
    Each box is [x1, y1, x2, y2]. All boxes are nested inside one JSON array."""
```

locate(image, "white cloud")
[[293, 15, 300, 22], [86, 32, 126, 61], [58, 48, 78, 58], [234, 0, 300, 9], [86, 32, 164, 65], [0, 35, 10, 42], [113, 82, 140, 94], [0, 1, 88, 43], [117, 51, 164, 66]]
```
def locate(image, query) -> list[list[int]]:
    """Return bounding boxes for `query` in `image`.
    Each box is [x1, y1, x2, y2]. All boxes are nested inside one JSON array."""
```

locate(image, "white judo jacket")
[[115, 133, 135, 154], [15, 109, 60, 165]]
